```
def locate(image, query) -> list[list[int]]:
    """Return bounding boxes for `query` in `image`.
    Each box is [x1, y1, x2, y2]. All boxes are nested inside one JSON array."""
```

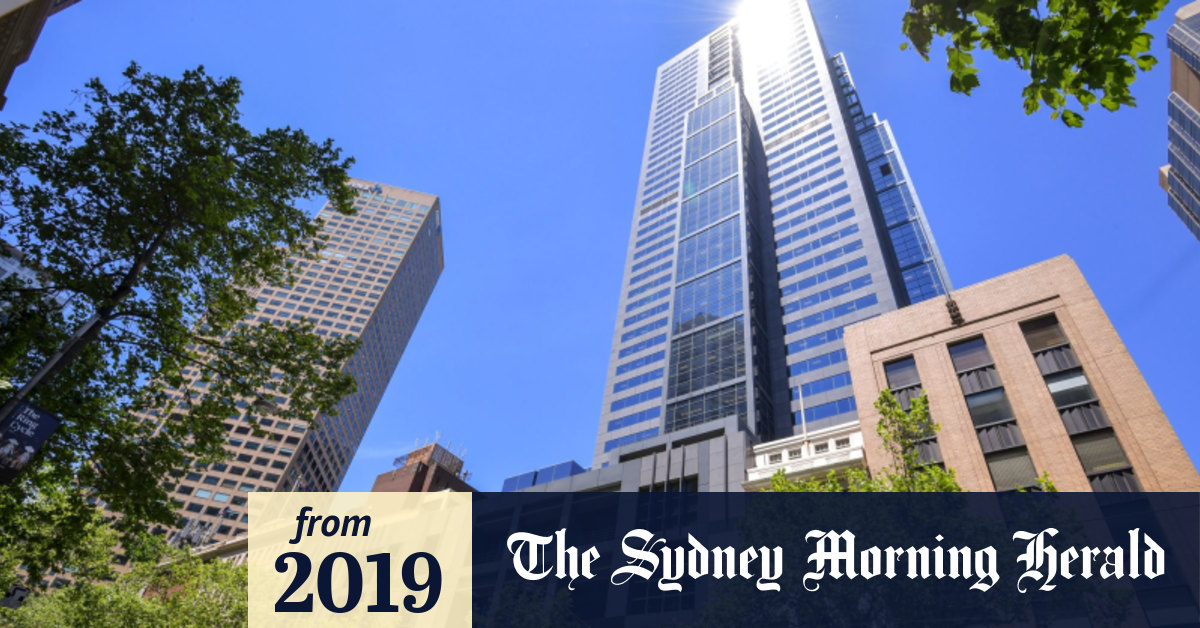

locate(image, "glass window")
[[884, 357, 919, 389], [948, 337, 993, 372], [964, 388, 1015, 427], [1045, 369, 1095, 407], [1021, 315, 1069, 352], [195, 489, 212, 499], [1073, 429, 1130, 475], [986, 448, 1037, 491]]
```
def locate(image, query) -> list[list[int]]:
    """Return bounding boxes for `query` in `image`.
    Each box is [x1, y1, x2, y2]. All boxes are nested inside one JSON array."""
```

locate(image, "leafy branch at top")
[[901, 0, 1168, 127]]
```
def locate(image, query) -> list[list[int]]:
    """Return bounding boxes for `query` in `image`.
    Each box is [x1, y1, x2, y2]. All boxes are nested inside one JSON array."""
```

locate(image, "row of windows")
[[625, 288, 670, 313], [775, 193, 853, 245], [788, 348, 847, 377], [902, 263, 946, 305], [633, 234, 674, 260], [682, 144, 738, 199], [889, 222, 934, 269], [785, 293, 879, 335], [765, 92, 830, 138], [685, 113, 737, 164], [620, 317, 669, 343], [766, 104, 829, 145], [629, 261, 673, 287], [784, 274, 873, 316], [686, 87, 736, 133], [766, 127, 834, 174], [607, 406, 662, 432], [637, 202, 677, 228], [762, 68, 818, 105], [666, 382, 746, 433], [762, 78, 821, 126], [673, 261, 743, 335], [778, 225, 861, 274], [636, 213, 677, 238], [778, 239, 864, 282], [634, 224, 674, 250], [798, 396, 856, 426], [617, 333, 667, 359], [800, 371, 852, 397], [630, 247, 674, 274], [768, 154, 844, 202], [780, 255, 868, 298], [676, 217, 741, 282], [604, 427, 660, 453], [615, 350, 666, 376], [680, 176, 739, 236], [769, 150, 840, 198], [776, 210, 855, 264], [668, 316, 745, 398], [787, 327, 844, 357], [613, 368, 664, 394], [771, 169, 846, 217], [623, 302, 669, 328], [627, 274, 672, 300], [766, 123, 833, 164]]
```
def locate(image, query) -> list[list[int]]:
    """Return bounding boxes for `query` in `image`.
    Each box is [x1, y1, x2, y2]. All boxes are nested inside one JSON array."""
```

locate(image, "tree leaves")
[[767, 390, 963, 493], [901, 0, 1168, 127], [0, 63, 357, 584]]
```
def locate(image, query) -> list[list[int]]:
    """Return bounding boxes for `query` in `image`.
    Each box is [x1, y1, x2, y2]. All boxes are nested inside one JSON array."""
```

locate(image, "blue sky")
[[9, 1, 1199, 491]]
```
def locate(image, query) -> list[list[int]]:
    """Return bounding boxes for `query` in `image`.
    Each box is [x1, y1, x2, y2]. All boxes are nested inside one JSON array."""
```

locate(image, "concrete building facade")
[[839, 255, 1199, 492], [159, 178, 443, 550]]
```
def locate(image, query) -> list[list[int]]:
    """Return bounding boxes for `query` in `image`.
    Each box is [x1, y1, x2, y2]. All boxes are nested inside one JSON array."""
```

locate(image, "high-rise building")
[[837, 255, 1198, 492], [1162, 1, 1200, 241], [163, 178, 443, 549], [506, 0, 948, 492]]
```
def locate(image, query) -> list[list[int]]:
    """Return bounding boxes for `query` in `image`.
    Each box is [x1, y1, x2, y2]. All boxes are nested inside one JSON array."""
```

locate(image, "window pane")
[[965, 388, 1015, 427], [1045, 369, 1095, 407], [1021, 315, 1069, 352], [1074, 429, 1130, 475], [948, 337, 993, 372], [884, 357, 920, 389], [986, 448, 1037, 491]]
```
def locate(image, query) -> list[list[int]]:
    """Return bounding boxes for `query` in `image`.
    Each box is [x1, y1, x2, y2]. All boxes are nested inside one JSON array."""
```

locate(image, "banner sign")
[[248, 492, 1200, 626], [0, 401, 59, 483]]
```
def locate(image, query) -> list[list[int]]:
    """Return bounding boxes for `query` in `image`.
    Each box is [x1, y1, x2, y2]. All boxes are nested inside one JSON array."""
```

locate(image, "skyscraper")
[[1162, 1, 1200, 241], [163, 178, 443, 548], [506, 0, 948, 492]]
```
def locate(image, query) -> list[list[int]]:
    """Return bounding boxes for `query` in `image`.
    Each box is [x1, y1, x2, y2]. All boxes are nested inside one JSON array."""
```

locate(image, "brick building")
[[371, 443, 475, 493], [841, 255, 1199, 492]]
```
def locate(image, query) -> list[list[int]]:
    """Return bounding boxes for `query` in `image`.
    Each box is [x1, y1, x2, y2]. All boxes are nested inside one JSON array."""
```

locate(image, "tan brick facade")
[[843, 255, 1200, 492]]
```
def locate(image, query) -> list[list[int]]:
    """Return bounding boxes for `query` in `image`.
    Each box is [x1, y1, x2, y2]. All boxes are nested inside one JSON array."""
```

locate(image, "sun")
[[736, 0, 795, 71]]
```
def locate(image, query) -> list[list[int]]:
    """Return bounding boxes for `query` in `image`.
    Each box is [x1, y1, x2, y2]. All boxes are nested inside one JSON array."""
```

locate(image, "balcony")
[[743, 423, 864, 491]]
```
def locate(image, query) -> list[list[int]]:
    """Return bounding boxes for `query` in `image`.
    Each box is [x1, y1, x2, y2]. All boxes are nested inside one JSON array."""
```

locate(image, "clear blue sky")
[[9, 1, 1199, 491]]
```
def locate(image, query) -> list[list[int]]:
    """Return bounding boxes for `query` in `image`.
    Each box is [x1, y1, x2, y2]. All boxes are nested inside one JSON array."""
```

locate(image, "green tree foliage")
[[0, 63, 359, 583], [0, 553, 247, 628], [901, 0, 1168, 127], [768, 390, 962, 492]]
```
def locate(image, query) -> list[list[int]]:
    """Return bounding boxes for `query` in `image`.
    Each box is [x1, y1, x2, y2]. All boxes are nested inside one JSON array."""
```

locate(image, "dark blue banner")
[[0, 401, 59, 483], [472, 493, 1199, 626]]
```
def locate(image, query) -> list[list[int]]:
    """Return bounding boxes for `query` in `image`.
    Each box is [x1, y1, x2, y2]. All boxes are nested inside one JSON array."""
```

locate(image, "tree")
[[0, 63, 359, 583], [901, 0, 1169, 127], [770, 389, 962, 492], [0, 552, 248, 627]]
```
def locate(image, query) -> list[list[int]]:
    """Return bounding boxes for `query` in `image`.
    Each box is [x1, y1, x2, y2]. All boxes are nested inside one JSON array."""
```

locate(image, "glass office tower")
[[505, 0, 948, 492]]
